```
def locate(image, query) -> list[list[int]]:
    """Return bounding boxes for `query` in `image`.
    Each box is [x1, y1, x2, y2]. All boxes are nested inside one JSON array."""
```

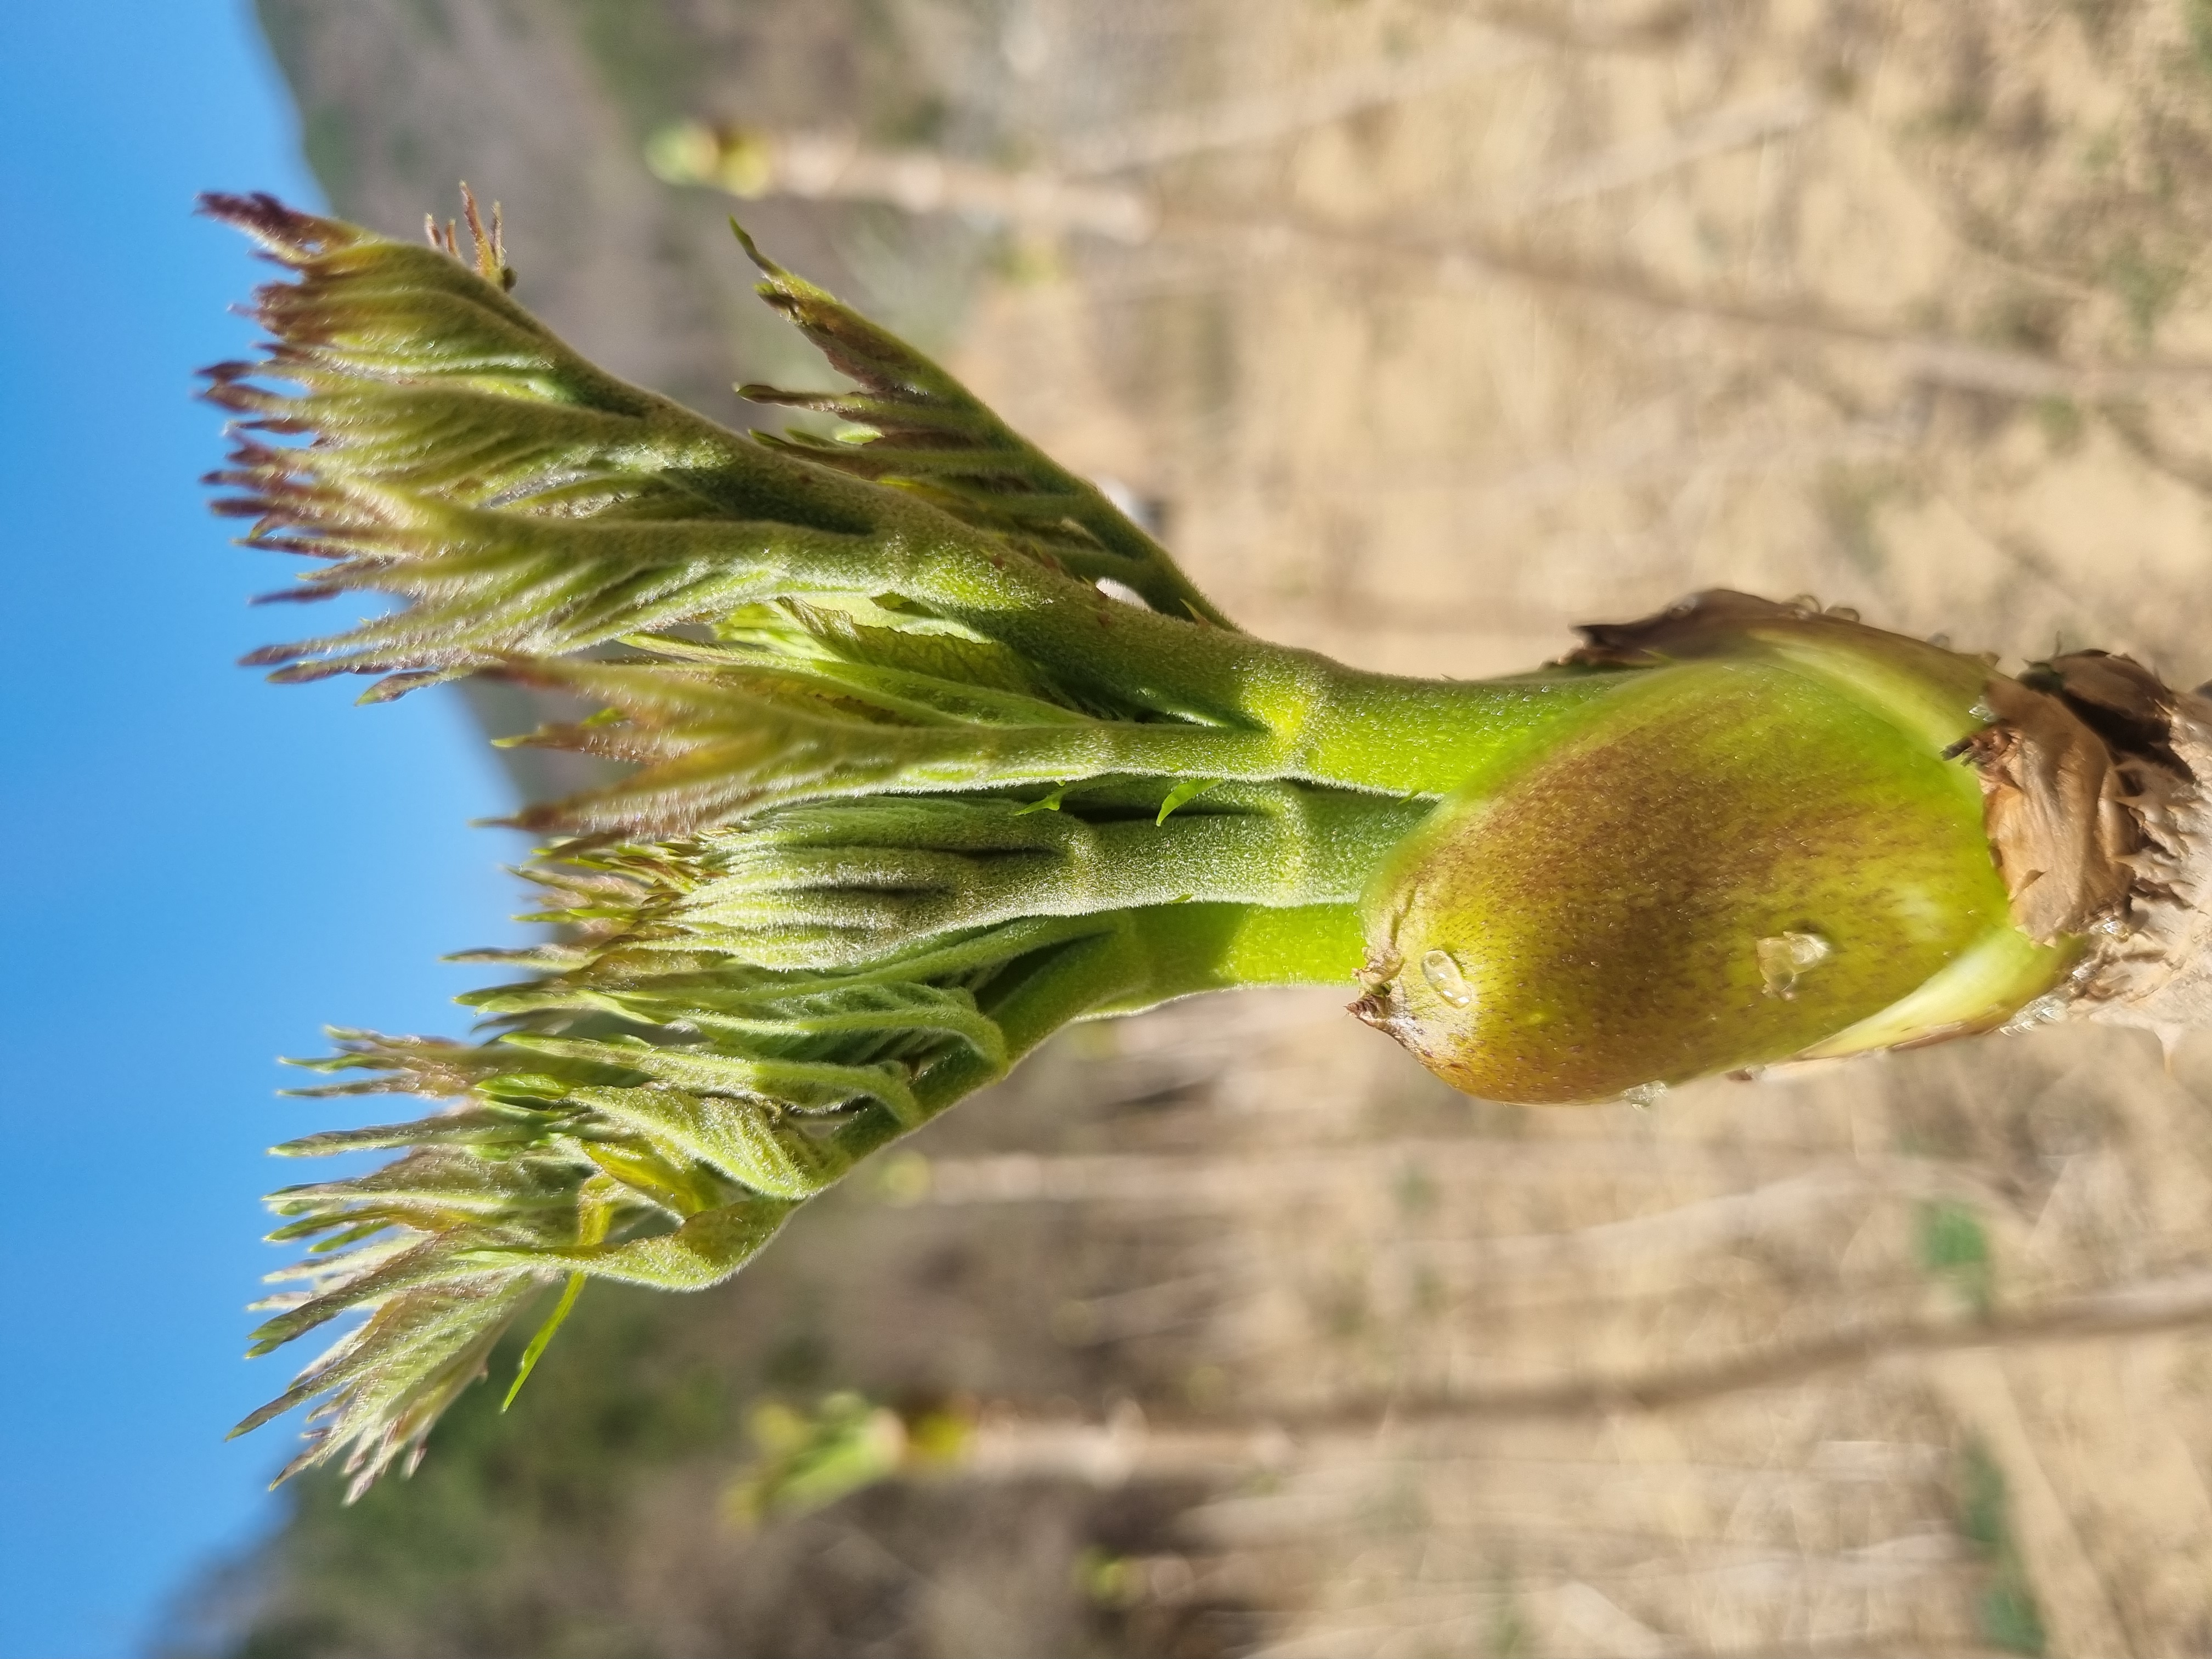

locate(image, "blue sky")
[[0, 7, 524, 1655]]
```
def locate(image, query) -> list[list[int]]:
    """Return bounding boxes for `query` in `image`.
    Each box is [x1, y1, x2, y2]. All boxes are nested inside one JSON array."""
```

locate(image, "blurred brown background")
[[174, 3, 2212, 1654]]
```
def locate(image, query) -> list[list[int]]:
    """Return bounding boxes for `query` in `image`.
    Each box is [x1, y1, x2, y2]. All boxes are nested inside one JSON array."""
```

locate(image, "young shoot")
[[201, 190, 2212, 1495]]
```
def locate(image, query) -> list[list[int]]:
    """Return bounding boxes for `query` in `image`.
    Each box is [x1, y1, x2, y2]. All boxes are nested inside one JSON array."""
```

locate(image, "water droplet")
[[1756, 930, 1832, 998], [1623, 1082, 1667, 1110], [1420, 948, 1474, 1008], [1928, 632, 1952, 648], [1825, 605, 1860, 622], [1785, 592, 1821, 617], [1968, 699, 1995, 723]]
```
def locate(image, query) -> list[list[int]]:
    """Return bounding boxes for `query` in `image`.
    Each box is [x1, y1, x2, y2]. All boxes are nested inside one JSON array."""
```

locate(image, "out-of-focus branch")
[[646, 122, 1158, 242], [641, 19, 1549, 242]]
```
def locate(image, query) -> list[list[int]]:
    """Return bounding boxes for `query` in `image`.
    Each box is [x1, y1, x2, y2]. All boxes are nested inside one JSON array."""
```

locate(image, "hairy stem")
[[832, 900, 1367, 1170], [669, 782, 1432, 967]]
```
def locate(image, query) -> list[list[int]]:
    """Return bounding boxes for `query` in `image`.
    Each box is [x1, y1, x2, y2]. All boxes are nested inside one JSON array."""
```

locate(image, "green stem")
[[420, 486, 1630, 803], [681, 784, 1430, 966], [831, 899, 1362, 1166], [1103, 900, 1370, 1005], [877, 509, 1637, 795]]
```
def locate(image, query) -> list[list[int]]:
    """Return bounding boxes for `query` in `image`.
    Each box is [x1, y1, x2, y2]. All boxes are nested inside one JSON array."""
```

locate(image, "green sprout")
[[201, 189, 2212, 1495], [722, 1391, 970, 1527]]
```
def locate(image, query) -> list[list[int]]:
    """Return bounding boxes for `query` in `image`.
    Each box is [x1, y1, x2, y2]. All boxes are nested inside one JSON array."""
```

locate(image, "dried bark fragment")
[[1956, 675, 2132, 944], [2024, 654, 2212, 1036]]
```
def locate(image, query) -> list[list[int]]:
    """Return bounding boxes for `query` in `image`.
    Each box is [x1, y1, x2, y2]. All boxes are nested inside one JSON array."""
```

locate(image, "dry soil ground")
[[253, 3, 2212, 1653]]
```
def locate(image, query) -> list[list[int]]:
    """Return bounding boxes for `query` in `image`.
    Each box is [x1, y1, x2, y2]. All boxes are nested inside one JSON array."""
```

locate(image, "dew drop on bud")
[[1420, 947, 1474, 1007], [1755, 930, 1832, 998], [1785, 593, 1821, 617], [1825, 605, 1860, 622], [1622, 1082, 1667, 1110]]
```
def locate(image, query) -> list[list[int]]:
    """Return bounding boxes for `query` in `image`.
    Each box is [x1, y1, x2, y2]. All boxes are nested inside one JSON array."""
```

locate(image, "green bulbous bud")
[[1355, 594, 2075, 1105]]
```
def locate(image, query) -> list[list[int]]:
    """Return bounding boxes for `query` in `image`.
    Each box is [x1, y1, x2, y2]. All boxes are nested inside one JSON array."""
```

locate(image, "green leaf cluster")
[[202, 191, 1579, 1489], [204, 191, 2067, 1489]]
